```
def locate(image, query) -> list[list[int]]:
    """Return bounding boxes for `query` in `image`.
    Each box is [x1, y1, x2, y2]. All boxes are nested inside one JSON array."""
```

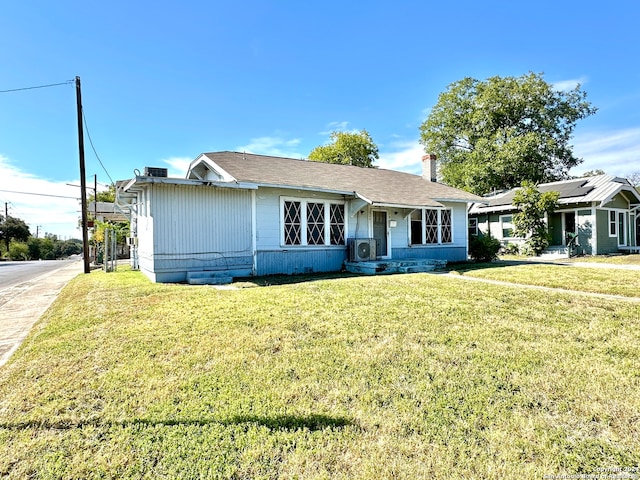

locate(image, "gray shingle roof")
[[469, 174, 640, 213], [198, 151, 481, 207]]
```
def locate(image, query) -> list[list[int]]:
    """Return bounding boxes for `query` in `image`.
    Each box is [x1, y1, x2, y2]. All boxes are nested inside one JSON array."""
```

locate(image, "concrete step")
[[397, 265, 437, 273], [344, 258, 447, 275], [539, 247, 569, 259]]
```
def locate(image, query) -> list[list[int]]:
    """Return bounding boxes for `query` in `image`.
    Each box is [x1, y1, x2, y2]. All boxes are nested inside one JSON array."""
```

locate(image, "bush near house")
[[469, 233, 501, 262]]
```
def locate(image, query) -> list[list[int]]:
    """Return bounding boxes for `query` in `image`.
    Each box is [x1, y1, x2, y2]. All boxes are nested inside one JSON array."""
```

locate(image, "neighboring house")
[[468, 175, 640, 255], [116, 152, 481, 283]]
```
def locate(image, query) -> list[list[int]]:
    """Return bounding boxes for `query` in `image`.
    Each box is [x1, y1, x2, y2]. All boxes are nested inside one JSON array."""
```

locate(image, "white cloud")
[[319, 121, 352, 136], [572, 127, 640, 176], [162, 156, 193, 178], [377, 140, 425, 175], [0, 155, 83, 240], [236, 136, 304, 159], [552, 76, 588, 92]]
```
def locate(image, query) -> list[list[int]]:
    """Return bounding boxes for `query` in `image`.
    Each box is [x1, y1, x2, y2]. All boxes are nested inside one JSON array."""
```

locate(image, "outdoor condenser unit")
[[144, 167, 168, 177], [348, 238, 376, 262]]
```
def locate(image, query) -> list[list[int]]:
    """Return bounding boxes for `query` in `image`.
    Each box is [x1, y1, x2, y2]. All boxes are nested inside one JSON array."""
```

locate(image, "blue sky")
[[1, 0, 640, 239]]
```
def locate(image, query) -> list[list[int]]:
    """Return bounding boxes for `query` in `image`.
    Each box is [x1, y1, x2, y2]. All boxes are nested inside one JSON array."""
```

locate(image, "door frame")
[[371, 209, 390, 259]]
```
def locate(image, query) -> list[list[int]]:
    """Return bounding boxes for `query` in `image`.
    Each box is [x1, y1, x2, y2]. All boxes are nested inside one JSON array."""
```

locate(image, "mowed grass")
[[1, 268, 639, 479], [567, 254, 640, 265], [452, 262, 640, 298]]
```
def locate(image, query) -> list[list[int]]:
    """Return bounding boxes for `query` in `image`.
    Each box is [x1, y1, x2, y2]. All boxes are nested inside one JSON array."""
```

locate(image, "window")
[[609, 210, 617, 237], [441, 209, 452, 243], [425, 209, 439, 243], [410, 210, 422, 245], [329, 203, 345, 245], [500, 215, 514, 238], [282, 198, 345, 246], [410, 208, 453, 245], [468, 217, 478, 237], [306, 202, 325, 245], [283, 200, 302, 245]]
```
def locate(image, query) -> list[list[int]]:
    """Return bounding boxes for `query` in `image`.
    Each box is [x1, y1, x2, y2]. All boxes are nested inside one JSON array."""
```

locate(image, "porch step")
[[186, 271, 233, 285], [397, 265, 437, 273], [539, 246, 569, 260], [345, 258, 447, 275]]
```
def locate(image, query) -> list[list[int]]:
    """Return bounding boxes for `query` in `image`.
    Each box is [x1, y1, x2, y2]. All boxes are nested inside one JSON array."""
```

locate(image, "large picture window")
[[282, 198, 345, 246], [410, 208, 453, 245]]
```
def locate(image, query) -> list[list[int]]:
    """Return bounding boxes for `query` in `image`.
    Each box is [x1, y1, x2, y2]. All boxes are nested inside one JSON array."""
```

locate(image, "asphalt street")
[[0, 258, 83, 367]]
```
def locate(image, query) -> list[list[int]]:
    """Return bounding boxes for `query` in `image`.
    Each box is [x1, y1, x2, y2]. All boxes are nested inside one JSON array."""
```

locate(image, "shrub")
[[502, 243, 520, 255], [8, 242, 29, 260], [469, 234, 501, 262]]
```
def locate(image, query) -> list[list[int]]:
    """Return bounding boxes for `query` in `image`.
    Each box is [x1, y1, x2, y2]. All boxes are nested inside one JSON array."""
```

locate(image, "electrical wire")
[[0, 79, 74, 93], [81, 106, 115, 186], [0, 189, 79, 199]]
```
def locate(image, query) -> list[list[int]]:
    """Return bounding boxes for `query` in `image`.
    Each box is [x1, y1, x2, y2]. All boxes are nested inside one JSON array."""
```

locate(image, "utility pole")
[[76, 76, 90, 274]]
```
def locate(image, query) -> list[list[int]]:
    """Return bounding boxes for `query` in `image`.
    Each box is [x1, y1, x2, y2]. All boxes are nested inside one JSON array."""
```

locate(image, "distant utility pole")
[[75, 76, 90, 274]]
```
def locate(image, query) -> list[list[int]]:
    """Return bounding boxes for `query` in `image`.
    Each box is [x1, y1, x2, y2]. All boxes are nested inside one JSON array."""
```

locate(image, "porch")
[[344, 258, 448, 275]]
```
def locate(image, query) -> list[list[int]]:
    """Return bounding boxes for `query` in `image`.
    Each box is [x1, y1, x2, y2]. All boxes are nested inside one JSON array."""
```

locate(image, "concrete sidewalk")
[[0, 260, 83, 367]]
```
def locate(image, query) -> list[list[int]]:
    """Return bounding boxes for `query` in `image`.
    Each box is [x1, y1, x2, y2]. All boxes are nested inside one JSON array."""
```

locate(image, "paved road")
[[0, 258, 83, 367], [0, 257, 82, 308]]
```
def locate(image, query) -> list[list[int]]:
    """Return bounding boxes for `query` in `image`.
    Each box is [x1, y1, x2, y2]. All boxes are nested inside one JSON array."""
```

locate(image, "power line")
[[81, 107, 115, 185], [0, 79, 74, 93], [0, 189, 79, 199]]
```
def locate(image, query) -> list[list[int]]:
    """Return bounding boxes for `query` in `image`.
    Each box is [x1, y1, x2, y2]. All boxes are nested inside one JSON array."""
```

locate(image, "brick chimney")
[[422, 154, 437, 182]]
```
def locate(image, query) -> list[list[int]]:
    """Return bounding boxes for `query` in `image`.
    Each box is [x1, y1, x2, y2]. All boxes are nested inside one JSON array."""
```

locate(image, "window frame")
[[280, 197, 346, 247], [609, 210, 618, 238], [468, 217, 478, 237], [500, 214, 515, 239], [409, 208, 453, 245]]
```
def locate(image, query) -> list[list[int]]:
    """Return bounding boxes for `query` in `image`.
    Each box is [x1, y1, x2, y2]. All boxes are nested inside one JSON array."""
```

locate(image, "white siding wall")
[[254, 187, 349, 275], [143, 183, 253, 281], [254, 187, 348, 249]]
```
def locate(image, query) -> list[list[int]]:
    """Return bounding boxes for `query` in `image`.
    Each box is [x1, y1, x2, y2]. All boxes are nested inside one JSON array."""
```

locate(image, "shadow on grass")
[[0, 414, 356, 432], [234, 258, 579, 287], [234, 271, 361, 287], [447, 259, 573, 274]]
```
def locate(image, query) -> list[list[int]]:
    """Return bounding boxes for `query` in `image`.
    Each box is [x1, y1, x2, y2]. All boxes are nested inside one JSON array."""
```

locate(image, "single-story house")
[[468, 175, 640, 255], [116, 152, 481, 283]]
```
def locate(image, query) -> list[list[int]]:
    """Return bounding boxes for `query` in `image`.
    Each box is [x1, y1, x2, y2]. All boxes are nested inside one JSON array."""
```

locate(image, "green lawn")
[[1, 267, 639, 479], [567, 253, 640, 265], [499, 253, 640, 265], [451, 262, 640, 298]]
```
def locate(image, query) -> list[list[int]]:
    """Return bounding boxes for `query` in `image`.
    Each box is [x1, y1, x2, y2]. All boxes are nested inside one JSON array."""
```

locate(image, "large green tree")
[[309, 130, 379, 168], [419, 72, 596, 195], [0, 215, 31, 253]]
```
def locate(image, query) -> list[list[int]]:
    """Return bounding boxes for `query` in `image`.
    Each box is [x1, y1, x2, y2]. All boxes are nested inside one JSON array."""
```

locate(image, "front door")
[[564, 212, 576, 245], [618, 212, 627, 246], [372, 211, 388, 258]]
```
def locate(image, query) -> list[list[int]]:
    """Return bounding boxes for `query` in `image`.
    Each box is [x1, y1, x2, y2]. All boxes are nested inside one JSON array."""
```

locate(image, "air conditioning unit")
[[349, 238, 376, 262], [144, 167, 168, 178]]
